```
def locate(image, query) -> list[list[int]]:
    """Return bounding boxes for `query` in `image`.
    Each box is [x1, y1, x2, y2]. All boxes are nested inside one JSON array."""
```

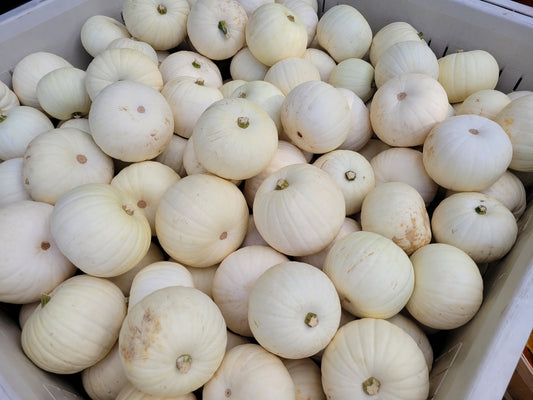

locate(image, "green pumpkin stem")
[[275, 178, 289, 190], [40, 294, 51, 308], [237, 117, 250, 129], [362, 377, 381, 395], [0, 114, 7, 122], [192, 60, 201, 69], [218, 20, 230, 38], [305, 312, 318, 327], [157, 4, 167, 14], [475, 205, 487, 215], [176, 354, 192, 373]]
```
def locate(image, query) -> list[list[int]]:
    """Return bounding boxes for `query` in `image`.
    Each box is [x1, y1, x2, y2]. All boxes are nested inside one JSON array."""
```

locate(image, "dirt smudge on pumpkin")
[[120, 306, 162, 364]]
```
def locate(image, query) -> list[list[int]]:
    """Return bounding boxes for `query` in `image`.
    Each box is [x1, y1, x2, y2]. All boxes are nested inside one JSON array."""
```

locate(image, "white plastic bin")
[[0, 0, 532, 399]]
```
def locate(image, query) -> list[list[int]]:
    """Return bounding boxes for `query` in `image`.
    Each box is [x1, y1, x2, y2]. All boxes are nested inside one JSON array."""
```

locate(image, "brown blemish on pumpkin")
[[76, 154, 87, 164], [25, 155, 30, 160], [225, 388, 232, 397], [137, 105, 146, 113], [118, 106, 128, 112], [41, 241, 50, 251], [397, 92, 407, 101], [120, 307, 162, 363], [297, 131, 303, 138], [137, 200, 147, 208], [503, 118, 514, 126], [469, 128, 479, 135], [220, 231, 228, 240], [25, 178, 29, 185]]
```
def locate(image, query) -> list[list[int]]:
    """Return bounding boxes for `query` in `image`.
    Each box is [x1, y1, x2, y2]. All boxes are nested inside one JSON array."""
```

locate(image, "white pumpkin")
[[280, 80, 351, 153], [212, 245, 289, 336], [80, 15, 131, 57], [229, 47, 269, 81], [85, 48, 164, 101], [240, 214, 269, 247], [155, 134, 188, 177], [119, 286, 226, 397], [316, 4, 372, 62], [0, 80, 20, 112], [11, 51, 72, 109], [406, 243, 484, 330], [357, 138, 391, 162], [328, 58, 375, 102], [321, 318, 429, 400], [455, 89, 511, 120], [184, 263, 219, 299], [57, 117, 90, 133], [370, 147, 439, 205], [374, 40, 439, 88], [494, 93, 533, 171], [107, 242, 166, 297], [82, 343, 130, 400], [302, 48, 337, 82], [478, 170, 527, 219], [253, 163, 346, 256], [370, 72, 449, 147], [122, 0, 191, 50], [202, 343, 295, 400], [245, 3, 308, 66], [89, 80, 174, 162], [283, 358, 325, 400], [162, 76, 224, 139], [0, 200, 76, 304], [219, 79, 247, 98], [22, 128, 114, 205], [18, 301, 39, 330], [277, 0, 318, 47], [155, 174, 249, 267], [187, 0, 248, 60], [431, 192, 518, 263], [106, 37, 159, 64], [229, 79, 286, 133], [159, 50, 223, 87], [128, 261, 195, 310], [264, 57, 321, 96], [438, 49, 500, 103], [323, 230, 415, 318], [422, 114, 513, 191], [192, 98, 278, 180], [360, 182, 432, 255], [313, 149, 375, 216], [248, 261, 341, 359], [507, 90, 533, 101], [237, 0, 274, 15], [116, 382, 197, 399], [369, 21, 422, 66], [386, 313, 433, 372], [111, 160, 181, 233], [21, 274, 127, 374], [243, 139, 307, 207], [0, 158, 32, 207], [336, 88, 373, 152], [295, 217, 361, 270], [50, 183, 152, 277], [0, 105, 54, 160]]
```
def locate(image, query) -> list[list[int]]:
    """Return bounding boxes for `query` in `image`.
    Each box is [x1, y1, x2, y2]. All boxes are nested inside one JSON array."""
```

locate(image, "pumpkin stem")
[[418, 31, 424, 39], [195, 78, 205, 86], [218, 20, 230, 38], [40, 294, 51, 308], [176, 354, 192, 373], [305, 312, 318, 327], [0, 114, 7, 123], [238, 92, 247, 98], [237, 116, 250, 129], [362, 377, 381, 395], [287, 14, 295, 22], [275, 178, 289, 190], [475, 205, 487, 215], [122, 204, 135, 216], [157, 4, 167, 14], [71, 111, 83, 119], [345, 170, 356, 181], [192, 60, 201, 69]]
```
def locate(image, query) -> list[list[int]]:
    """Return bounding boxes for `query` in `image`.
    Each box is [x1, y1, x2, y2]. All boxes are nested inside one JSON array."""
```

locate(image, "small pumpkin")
[[80, 15, 130, 57]]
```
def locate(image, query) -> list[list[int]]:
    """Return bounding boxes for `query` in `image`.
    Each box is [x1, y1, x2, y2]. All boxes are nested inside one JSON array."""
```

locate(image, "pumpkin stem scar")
[[275, 178, 289, 190], [345, 170, 356, 181], [237, 116, 250, 129], [362, 376, 381, 395], [176, 354, 192, 373], [305, 312, 318, 327], [157, 4, 167, 14], [475, 205, 487, 215]]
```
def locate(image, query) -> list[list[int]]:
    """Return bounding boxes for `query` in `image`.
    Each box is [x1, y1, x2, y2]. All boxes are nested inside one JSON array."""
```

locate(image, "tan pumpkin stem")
[[275, 178, 289, 190], [176, 354, 192, 373], [475, 205, 487, 215], [218, 20, 230, 38], [237, 117, 250, 129], [362, 377, 381, 395], [40, 293, 51, 308], [157, 4, 167, 14], [345, 170, 356, 181], [122, 204, 135, 216], [305, 312, 318, 327]]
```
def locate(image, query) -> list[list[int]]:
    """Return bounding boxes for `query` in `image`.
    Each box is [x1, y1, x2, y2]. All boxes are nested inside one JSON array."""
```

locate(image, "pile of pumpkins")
[[0, 0, 532, 399]]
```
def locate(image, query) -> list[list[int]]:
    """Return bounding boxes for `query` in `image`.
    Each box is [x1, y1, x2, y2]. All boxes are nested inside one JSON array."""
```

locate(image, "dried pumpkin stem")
[[122, 204, 135, 216], [237, 116, 250, 129], [176, 354, 192, 373], [275, 178, 289, 190], [287, 14, 295, 22], [475, 205, 487, 215], [218, 20, 230, 38], [305, 312, 318, 327], [195, 78, 205, 86], [40, 294, 51, 308], [157, 4, 167, 14], [362, 377, 381, 395], [345, 170, 356, 181]]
